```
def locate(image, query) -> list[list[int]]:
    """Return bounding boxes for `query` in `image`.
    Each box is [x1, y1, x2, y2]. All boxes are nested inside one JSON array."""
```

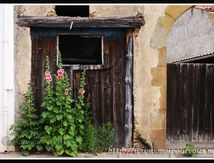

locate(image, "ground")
[[1, 144, 214, 159], [0, 151, 185, 158]]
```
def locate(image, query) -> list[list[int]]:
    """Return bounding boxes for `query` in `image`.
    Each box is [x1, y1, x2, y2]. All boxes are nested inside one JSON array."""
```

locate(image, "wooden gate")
[[167, 63, 214, 142]]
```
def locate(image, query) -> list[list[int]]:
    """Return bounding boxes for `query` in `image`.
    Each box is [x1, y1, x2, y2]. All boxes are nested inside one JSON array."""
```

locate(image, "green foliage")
[[84, 124, 97, 153], [184, 143, 198, 157], [96, 122, 115, 152], [11, 53, 116, 157], [9, 86, 43, 155], [135, 131, 151, 149], [40, 54, 78, 157], [73, 69, 92, 151], [73, 69, 115, 154], [83, 122, 115, 154]]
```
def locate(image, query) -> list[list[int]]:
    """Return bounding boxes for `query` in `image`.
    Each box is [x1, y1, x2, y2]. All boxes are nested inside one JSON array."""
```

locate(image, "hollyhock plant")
[[42, 52, 79, 157]]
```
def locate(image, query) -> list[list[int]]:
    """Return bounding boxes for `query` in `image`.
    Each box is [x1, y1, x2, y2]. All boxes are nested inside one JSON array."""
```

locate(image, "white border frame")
[[0, 5, 15, 152]]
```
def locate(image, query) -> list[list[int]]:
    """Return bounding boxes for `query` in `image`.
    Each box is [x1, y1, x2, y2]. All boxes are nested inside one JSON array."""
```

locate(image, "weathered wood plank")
[[103, 69, 113, 123], [111, 32, 126, 147], [31, 31, 57, 114], [205, 64, 212, 141], [124, 32, 133, 147], [199, 64, 205, 141], [187, 64, 193, 142], [174, 64, 181, 142], [182, 64, 188, 141], [167, 63, 178, 142], [192, 64, 198, 142], [17, 16, 145, 28]]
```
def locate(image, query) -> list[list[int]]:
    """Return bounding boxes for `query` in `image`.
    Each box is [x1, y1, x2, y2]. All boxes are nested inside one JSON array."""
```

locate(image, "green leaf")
[[46, 145, 54, 152], [47, 106, 53, 111], [36, 145, 43, 151], [67, 115, 74, 122], [63, 121, 68, 127], [65, 149, 77, 157], [55, 144, 64, 155], [68, 127, 75, 135], [64, 140, 72, 147], [45, 126, 52, 135], [50, 117, 56, 123], [80, 125, 84, 130], [78, 119, 83, 123], [63, 135, 70, 141], [59, 128, 64, 135], [42, 111, 49, 118], [56, 115, 63, 121], [56, 101, 62, 106], [76, 136, 82, 144]]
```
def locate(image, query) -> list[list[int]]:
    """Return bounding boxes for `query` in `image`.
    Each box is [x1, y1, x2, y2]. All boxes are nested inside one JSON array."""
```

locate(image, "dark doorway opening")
[[58, 34, 103, 65], [55, 6, 89, 17]]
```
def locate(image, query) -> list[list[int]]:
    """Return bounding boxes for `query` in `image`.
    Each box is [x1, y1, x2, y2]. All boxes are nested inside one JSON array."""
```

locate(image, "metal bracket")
[[69, 21, 73, 30]]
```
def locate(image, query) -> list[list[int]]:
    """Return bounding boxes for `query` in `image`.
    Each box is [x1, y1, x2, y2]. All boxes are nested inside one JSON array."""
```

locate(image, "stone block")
[[151, 129, 166, 149], [151, 67, 166, 87]]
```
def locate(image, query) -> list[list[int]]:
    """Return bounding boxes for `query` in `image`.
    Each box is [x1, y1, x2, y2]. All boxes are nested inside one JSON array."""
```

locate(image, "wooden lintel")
[[17, 16, 145, 29]]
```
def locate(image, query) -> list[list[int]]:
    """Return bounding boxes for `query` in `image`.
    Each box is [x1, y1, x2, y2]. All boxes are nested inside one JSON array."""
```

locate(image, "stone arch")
[[149, 5, 193, 148], [150, 5, 193, 50]]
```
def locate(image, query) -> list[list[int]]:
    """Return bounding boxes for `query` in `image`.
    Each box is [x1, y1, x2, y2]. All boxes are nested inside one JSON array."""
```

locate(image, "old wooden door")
[[167, 63, 214, 142], [31, 28, 131, 147], [63, 29, 126, 146]]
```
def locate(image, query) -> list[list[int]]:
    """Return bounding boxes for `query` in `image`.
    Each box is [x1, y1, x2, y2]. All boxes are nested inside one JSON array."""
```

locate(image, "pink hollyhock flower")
[[45, 71, 51, 76], [45, 71, 52, 82], [78, 88, 85, 96], [58, 75, 63, 80], [57, 69, 64, 80]]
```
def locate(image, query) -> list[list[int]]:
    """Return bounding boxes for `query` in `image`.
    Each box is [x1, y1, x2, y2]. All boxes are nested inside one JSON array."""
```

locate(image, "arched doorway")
[[167, 7, 214, 142], [149, 5, 193, 146]]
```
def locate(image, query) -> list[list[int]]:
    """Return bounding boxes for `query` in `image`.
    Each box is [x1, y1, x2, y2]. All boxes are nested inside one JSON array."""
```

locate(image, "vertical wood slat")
[[167, 63, 214, 142], [124, 32, 133, 147], [31, 30, 57, 114], [166, 64, 170, 142], [111, 32, 126, 147], [199, 65, 205, 141], [174, 64, 181, 141], [209, 65, 214, 141], [204, 64, 209, 141]]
